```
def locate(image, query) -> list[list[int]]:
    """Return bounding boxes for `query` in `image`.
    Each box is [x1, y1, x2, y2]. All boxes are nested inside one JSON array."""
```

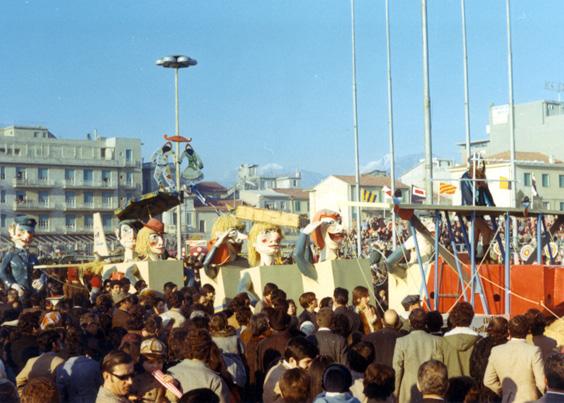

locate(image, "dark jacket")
[[469, 336, 507, 383], [314, 329, 348, 365], [363, 327, 402, 367], [257, 329, 292, 374], [460, 171, 495, 207], [333, 306, 362, 334], [0, 247, 38, 290]]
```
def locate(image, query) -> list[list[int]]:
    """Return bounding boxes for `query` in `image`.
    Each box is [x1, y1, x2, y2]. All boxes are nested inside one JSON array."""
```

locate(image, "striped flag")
[[531, 174, 539, 197], [439, 182, 457, 195], [362, 189, 377, 203]]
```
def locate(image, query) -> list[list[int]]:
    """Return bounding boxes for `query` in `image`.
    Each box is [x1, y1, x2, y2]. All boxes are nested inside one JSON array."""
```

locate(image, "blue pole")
[[445, 213, 467, 301], [504, 212, 511, 316], [536, 214, 542, 264], [409, 221, 431, 305], [434, 211, 441, 310]]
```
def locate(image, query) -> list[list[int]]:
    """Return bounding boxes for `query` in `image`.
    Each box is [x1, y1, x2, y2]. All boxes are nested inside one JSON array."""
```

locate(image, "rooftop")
[[332, 175, 409, 189], [272, 188, 309, 199]]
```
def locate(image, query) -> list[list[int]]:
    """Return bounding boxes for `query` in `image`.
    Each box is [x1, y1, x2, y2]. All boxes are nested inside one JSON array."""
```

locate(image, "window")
[[15, 191, 26, 204], [15, 167, 26, 180], [84, 192, 94, 207], [65, 168, 75, 182], [126, 172, 133, 186], [38, 215, 49, 230], [102, 214, 112, 228], [523, 173, 531, 187], [0, 166, 5, 180], [199, 220, 206, 233], [0, 214, 5, 227], [560, 202, 564, 211], [65, 191, 76, 207], [83, 169, 93, 184], [542, 174, 550, 187], [65, 215, 76, 230], [125, 149, 132, 162], [294, 200, 301, 211], [38, 191, 49, 206], [560, 175, 564, 188], [102, 192, 112, 207], [84, 215, 93, 229], [543, 201, 550, 209], [38, 167, 48, 182], [102, 170, 111, 185], [0, 190, 5, 203]]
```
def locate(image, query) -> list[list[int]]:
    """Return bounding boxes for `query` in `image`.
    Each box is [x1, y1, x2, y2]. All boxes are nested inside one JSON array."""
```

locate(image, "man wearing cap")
[[399, 294, 420, 332], [0, 216, 39, 296], [132, 338, 171, 402]]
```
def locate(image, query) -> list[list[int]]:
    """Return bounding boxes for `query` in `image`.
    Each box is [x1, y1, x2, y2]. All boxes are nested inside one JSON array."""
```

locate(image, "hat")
[[140, 337, 166, 357], [299, 321, 316, 337], [144, 218, 164, 235], [14, 215, 37, 234], [322, 364, 353, 393], [401, 294, 420, 311]]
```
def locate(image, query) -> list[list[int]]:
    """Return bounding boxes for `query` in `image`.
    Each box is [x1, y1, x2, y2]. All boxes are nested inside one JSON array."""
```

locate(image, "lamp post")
[[156, 55, 197, 257]]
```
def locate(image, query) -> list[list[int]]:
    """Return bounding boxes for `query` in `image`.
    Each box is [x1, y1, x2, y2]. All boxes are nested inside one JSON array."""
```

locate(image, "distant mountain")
[[214, 163, 326, 189], [361, 153, 424, 177]]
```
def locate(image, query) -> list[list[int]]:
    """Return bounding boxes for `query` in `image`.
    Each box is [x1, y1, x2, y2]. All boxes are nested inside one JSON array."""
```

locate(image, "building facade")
[[0, 126, 142, 239]]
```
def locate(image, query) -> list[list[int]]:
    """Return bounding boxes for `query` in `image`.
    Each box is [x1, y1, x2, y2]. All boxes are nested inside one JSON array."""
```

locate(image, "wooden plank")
[[235, 206, 301, 228]]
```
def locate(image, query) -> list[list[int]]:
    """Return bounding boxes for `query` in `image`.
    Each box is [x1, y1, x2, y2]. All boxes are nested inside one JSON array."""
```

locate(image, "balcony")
[[63, 202, 115, 211], [121, 182, 141, 191], [12, 178, 53, 188], [63, 179, 117, 189], [13, 200, 55, 211]]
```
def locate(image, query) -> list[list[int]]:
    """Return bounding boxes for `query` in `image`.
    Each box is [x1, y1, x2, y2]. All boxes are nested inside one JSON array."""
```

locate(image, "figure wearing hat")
[[151, 142, 176, 191], [103, 219, 145, 284], [135, 218, 167, 261], [0, 216, 39, 295]]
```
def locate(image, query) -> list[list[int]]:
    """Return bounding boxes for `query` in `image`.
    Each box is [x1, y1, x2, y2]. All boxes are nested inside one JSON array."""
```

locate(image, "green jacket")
[[434, 331, 481, 377]]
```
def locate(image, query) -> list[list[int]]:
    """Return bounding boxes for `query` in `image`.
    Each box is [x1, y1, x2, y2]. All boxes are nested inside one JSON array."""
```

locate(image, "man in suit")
[[332, 287, 361, 334], [536, 352, 564, 402], [364, 309, 402, 367], [393, 308, 439, 403], [484, 315, 545, 402], [417, 360, 449, 402], [314, 307, 348, 365]]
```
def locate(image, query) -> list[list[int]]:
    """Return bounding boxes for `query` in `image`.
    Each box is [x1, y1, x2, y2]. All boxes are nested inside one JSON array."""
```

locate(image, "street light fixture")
[[156, 54, 197, 257]]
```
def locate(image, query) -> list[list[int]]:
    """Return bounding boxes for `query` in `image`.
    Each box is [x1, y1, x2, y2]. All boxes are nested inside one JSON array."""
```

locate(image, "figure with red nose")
[[0, 215, 39, 296], [135, 218, 166, 261], [293, 209, 346, 279], [247, 223, 283, 267]]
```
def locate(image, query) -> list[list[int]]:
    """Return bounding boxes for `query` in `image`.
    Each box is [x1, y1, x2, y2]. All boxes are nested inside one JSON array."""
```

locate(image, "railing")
[[12, 178, 53, 187], [13, 200, 53, 210]]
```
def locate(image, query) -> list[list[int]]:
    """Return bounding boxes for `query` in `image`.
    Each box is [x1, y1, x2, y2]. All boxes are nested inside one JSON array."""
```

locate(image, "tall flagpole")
[[385, 0, 397, 249], [350, 0, 362, 257], [461, 0, 471, 163], [422, 0, 434, 204]]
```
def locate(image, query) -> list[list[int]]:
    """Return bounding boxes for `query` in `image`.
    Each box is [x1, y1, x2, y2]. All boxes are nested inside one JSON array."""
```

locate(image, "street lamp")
[[156, 54, 197, 257]]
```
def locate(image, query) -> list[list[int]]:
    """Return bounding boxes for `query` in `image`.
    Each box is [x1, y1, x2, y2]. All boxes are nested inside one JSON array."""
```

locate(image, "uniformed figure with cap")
[[0, 216, 39, 295]]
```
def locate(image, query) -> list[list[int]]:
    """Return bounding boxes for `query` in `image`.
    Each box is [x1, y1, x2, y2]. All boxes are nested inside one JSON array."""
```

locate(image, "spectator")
[[0, 378, 18, 403], [426, 310, 444, 336], [525, 309, 558, 360], [131, 337, 170, 402], [210, 312, 241, 355], [255, 283, 278, 313], [539, 352, 564, 402], [416, 360, 449, 402], [352, 286, 380, 335], [363, 363, 395, 403], [21, 376, 59, 403], [363, 309, 402, 367], [314, 308, 348, 365], [433, 302, 480, 377], [179, 388, 220, 403], [257, 308, 293, 378], [398, 295, 420, 332], [348, 341, 375, 401], [469, 316, 508, 384], [160, 291, 186, 329], [96, 350, 135, 403], [298, 292, 318, 327], [279, 367, 311, 403], [333, 287, 361, 335], [392, 308, 439, 403], [309, 355, 335, 401], [313, 363, 359, 403], [445, 376, 476, 403], [484, 314, 545, 402]]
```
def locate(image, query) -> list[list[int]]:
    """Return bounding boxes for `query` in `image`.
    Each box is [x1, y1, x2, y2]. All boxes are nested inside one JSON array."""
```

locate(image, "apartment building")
[[0, 126, 142, 242]]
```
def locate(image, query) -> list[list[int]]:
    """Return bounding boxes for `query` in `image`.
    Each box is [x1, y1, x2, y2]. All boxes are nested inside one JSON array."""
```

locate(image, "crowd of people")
[[0, 275, 561, 403]]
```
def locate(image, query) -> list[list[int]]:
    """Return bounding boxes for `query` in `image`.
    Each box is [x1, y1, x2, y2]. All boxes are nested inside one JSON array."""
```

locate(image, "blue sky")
[[1, 1, 563, 183]]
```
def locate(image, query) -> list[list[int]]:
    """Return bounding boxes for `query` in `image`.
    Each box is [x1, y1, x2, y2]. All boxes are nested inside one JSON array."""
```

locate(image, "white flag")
[[531, 175, 539, 197]]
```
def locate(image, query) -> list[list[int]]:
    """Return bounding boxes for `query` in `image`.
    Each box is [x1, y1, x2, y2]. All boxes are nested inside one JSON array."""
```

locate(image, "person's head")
[[201, 284, 215, 302], [209, 313, 230, 334], [284, 336, 319, 369], [508, 315, 529, 339], [382, 309, 399, 329], [401, 294, 421, 312], [101, 351, 135, 397], [319, 297, 333, 310], [331, 313, 352, 339], [249, 312, 270, 337], [445, 376, 476, 403], [449, 302, 475, 328], [168, 328, 188, 362], [279, 368, 311, 403], [352, 286, 370, 309], [142, 314, 163, 338], [80, 312, 100, 335], [167, 291, 184, 309], [426, 311, 444, 334], [271, 288, 288, 310], [110, 280, 122, 295], [37, 330, 62, 353], [417, 360, 449, 398], [316, 307, 333, 328], [309, 355, 334, 399], [0, 379, 18, 403], [185, 328, 213, 362], [486, 316, 509, 341], [525, 308, 548, 336], [179, 388, 219, 403], [299, 292, 318, 311], [348, 341, 375, 373], [267, 306, 290, 332], [409, 308, 428, 331], [287, 299, 297, 316], [139, 337, 167, 373], [120, 278, 131, 294], [262, 282, 278, 304], [247, 223, 283, 266], [20, 377, 58, 403], [545, 352, 564, 391], [363, 363, 395, 401], [322, 364, 353, 393], [333, 287, 348, 307], [235, 306, 252, 328], [6, 289, 19, 303], [163, 282, 178, 296]]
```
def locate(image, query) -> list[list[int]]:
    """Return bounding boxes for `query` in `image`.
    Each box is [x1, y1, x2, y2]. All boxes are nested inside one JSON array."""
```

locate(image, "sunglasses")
[[110, 371, 135, 381]]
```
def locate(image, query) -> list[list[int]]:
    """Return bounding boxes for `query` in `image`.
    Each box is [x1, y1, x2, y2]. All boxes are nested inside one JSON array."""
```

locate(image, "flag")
[[531, 174, 539, 197], [499, 176, 510, 190], [412, 186, 426, 198], [361, 189, 377, 203], [439, 182, 457, 195], [382, 185, 392, 200]]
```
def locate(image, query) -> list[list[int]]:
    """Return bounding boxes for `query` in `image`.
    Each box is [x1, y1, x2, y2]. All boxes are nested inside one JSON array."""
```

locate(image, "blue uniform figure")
[[0, 216, 39, 294]]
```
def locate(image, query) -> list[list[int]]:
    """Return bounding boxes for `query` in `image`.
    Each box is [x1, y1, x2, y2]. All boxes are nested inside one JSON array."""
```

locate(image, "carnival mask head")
[[162, 142, 172, 154], [248, 223, 283, 266], [311, 210, 345, 252], [135, 218, 165, 259], [9, 216, 37, 249], [211, 214, 247, 250], [185, 143, 194, 155], [115, 220, 143, 251]]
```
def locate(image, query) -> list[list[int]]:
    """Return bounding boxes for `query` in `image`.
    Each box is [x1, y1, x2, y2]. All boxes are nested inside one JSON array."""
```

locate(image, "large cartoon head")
[[247, 223, 283, 267], [9, 215, 37, 249], [311, 209, 345, 251], [115, 219, 143, 251], [211, 214, 247, 247], [135, 218, 165, 259], [162, 141, 172, 153]]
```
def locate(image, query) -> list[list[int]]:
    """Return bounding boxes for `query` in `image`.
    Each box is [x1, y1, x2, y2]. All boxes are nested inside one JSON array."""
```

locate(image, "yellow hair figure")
[[135, 226, 155, 259], [247, 222, 283, 267], [210, 214, 243, 239]]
